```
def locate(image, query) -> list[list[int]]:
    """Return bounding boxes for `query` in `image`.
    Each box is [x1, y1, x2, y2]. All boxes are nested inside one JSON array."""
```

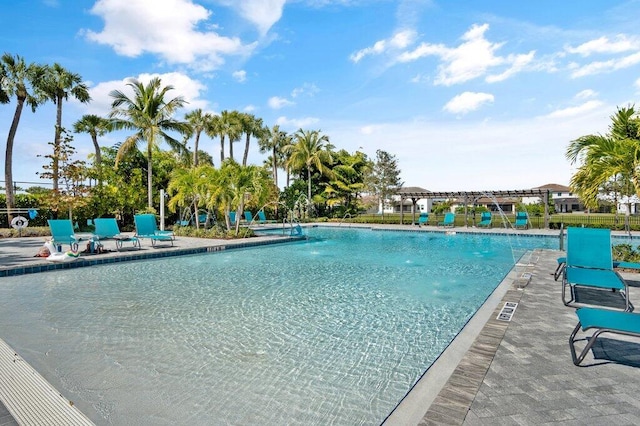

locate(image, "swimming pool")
[[0, 228, 557, 424]]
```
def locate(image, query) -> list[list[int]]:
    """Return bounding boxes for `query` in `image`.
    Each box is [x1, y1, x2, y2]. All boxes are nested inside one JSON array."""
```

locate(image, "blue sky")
[[2, 0, 640, 191]]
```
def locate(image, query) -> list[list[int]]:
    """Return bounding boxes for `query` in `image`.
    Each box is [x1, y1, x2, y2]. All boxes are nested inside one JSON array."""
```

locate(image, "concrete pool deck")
[[1, 225, 640, 424]]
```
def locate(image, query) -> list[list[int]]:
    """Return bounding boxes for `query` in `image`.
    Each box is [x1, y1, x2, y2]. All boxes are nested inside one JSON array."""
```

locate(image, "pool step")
[[0, 338, 95, 425]]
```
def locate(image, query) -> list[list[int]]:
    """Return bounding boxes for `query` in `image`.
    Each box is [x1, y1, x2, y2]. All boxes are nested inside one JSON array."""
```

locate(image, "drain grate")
[[496, 302, 518, 321]]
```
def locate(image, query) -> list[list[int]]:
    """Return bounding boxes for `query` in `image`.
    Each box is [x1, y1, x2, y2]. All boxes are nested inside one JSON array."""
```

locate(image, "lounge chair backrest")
[[244, 211, 253, 222], [481, 212, 491, 221], [134, 214, 159, 236], [566, 227, 613, 270], [258, 210, 267, 222], [229, 211, 236, 225], [48, 219, 76, 242], [93, 218, 121, 238], [444, 213, 454, 224]]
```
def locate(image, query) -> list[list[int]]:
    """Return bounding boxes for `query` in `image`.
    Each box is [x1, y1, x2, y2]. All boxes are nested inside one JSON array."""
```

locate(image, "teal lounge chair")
[[418, 212, 429, 227], [554, 257, 640, 281], [562, 227, 629, 310], [257, 210, 276, 225], [438, 213, 455, 227], [134, 214, 174, 247], [244, 211, 253, 223], [514, 211, 529, 229], [48, 219, 88, 251], [569, 307, 640, 365], [478, 212, 492, 228], [229, 211, 237, 226], [93, 218, 140, 251]]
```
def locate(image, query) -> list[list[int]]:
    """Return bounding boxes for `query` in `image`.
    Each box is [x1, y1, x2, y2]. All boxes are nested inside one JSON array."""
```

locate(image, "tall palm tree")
[[239, 113, 264, 166], [1, 54, 47, 218], [184, 108, 211, 167], [72, 114, 110, 166], [42, 63, 91, 191], [258, 124, 289, 188], [109, 77, 188, 209], [287, 129, 334, 213], [206, 110, 241, 165], [567, 106, 640, 227]]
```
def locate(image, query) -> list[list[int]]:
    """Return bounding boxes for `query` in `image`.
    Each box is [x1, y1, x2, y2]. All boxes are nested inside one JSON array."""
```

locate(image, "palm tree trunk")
[[272, 146, 278, 187], [193, 131, 201, 167], [220, 135, 225, 165], [242, 133, 250, 166], [147, 144, 153, 209], [91, 133, 102, 166], [307, 168, 312, 218], [53, 95, 63, 191], [4, 97, 25, 221], [229, 137, 234, 161]]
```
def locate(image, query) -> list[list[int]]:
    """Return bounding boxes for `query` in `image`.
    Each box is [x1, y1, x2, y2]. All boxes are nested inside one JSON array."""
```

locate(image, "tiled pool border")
[[0, 236, 303, 277]]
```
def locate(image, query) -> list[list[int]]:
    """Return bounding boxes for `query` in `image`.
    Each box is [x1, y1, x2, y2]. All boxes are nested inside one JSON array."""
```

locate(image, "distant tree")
[[286, 129, 334, 216], [258, 125, 289, 188], [37, 128, 89, 219], [324, 149, 370, 216], [206, 110, 241, 165], [73, 114, 110, 167], [184, 108, 211, 167], [239, 113, 264, 166], [1, 54, 47, 219], [42, 63, 91, 191], [368, 149, 403, 218], [109, 77, 188, 209]]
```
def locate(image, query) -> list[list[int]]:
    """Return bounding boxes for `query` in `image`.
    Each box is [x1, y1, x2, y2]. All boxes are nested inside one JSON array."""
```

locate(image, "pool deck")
[[2, 225, 640, 424]]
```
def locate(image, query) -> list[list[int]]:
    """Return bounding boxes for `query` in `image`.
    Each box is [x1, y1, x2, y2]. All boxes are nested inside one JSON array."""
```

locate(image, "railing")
[[331, 213, 640, 230]]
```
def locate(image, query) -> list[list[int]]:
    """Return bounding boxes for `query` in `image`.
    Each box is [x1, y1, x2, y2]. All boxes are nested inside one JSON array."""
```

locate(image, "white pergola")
[[396, 187, 551, 228]]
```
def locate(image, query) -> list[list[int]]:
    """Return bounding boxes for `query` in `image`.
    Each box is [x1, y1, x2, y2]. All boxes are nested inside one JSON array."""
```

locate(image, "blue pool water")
[[0, 228, 557, 425]]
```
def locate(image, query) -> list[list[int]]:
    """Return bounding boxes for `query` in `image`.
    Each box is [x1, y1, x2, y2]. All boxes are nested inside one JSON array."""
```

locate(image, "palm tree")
[[72, 114, 110, 166], [167, 164, 214, 227], [206, 110, 241, 165], [286, 129, 334, 214], [258, 125, 289, 188], [1, 54, 47, 218], [109, 77, 188, 209], [184, 108, 211, 167], [42, 63, 91, 191], [239, 113, 264, 166], [567, 106, 640, 228], [213, 160, 271, 234]]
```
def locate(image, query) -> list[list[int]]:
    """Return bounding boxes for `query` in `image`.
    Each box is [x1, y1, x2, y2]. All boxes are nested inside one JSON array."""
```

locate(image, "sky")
[[2, 0, 640, 192]]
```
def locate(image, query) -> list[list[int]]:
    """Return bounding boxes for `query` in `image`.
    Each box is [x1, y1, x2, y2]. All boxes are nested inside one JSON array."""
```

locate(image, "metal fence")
[[341, 213, 640, 230]]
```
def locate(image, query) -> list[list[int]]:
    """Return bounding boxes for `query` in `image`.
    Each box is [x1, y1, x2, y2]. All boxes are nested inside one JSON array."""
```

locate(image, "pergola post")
[[399, 194, 404, 225], [544, 190, 550, 229]]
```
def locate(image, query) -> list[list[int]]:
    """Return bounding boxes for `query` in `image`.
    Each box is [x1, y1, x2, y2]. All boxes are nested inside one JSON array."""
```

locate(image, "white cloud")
[[243, 104, 257, 112], [635, 78, 640, 90], [233, 70, 247, 83], [234, 0, 286, 35], [398, 23, 533, 86], [275, 116, 320, 129], [486, 51, 535, 83], [565, 35, 640, 56], [575, 89, 597, 99], [570, 51, 640, 78], [291, 83, 319, 98], [350, 29, 417, 63], [84, 0, 253, 72], [79, 72, 209, 116], [443, 92, 494, 114], [542, 100, 603, 119], [268, 96, 295, 109]]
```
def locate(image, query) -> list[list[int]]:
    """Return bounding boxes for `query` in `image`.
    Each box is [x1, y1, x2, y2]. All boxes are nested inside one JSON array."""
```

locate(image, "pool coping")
[[381, 246, 538, 425]]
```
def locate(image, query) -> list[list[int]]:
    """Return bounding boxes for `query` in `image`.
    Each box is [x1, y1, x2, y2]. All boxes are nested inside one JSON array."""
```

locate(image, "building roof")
[[532, 183, 570, 192]]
